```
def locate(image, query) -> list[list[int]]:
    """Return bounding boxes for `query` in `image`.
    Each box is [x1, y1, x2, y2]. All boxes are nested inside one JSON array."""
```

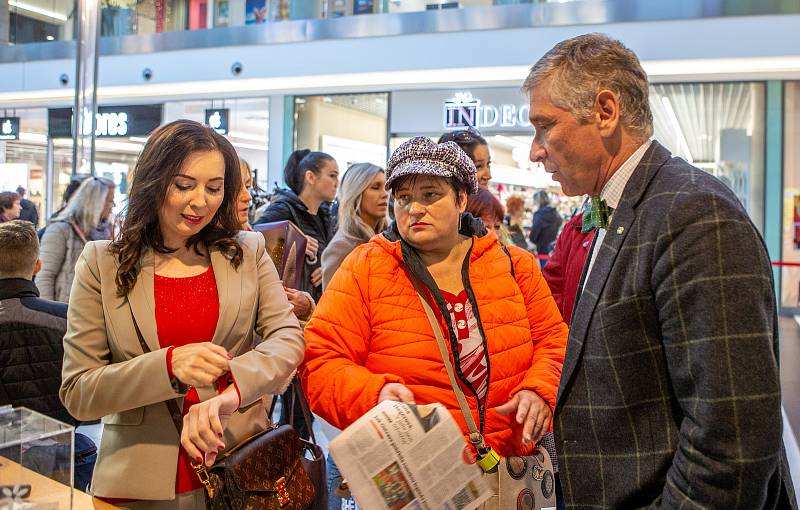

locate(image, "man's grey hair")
[[522, 33, 654, 140]]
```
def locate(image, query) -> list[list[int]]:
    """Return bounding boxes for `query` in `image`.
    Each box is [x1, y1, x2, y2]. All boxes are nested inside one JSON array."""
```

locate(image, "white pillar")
[[0, 0, 9, 45], [267, 94, 288, 192], [72, 0, 101, 176]]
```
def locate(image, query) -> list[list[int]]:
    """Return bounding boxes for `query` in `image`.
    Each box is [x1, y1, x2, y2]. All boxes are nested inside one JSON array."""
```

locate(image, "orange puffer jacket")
[[301, 220, 568, 457]]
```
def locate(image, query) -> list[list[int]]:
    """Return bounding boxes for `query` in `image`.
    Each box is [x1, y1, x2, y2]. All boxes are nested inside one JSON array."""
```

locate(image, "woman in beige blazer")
[[60, 120, 305, 508]]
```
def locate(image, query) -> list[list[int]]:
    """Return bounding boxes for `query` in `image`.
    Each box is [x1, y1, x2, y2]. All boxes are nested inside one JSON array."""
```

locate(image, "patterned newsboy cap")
[[385, 136, 478, 194]]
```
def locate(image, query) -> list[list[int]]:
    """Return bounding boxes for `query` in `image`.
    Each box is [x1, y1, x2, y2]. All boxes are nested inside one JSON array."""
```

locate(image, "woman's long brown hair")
[[109, 119, 243, 297]]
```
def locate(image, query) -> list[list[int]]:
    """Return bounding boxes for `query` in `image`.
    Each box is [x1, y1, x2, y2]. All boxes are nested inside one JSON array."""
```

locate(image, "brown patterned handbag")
[[195, 424, 317, 510]]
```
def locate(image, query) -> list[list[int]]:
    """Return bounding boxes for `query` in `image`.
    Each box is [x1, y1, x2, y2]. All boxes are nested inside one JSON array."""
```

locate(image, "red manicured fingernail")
[[195, 457, 202, 463], [218, 433, 223, 438]]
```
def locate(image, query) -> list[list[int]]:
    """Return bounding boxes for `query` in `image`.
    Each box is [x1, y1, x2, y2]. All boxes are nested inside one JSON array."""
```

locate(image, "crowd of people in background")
[[0, 32, 793, 510]]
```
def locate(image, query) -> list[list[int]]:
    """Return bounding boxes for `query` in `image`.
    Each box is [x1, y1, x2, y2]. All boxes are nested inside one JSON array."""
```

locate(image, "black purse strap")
[[289, 377, 319, 446], [131, 318, 184, 434]]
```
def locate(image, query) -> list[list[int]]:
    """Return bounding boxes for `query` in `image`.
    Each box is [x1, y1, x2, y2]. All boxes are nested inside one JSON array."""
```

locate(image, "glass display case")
[[0, 407, 74, 510]]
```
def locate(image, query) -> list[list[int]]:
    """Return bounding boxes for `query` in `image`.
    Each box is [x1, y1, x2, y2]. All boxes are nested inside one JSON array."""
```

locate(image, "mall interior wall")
[[3, 14, 800, 101]]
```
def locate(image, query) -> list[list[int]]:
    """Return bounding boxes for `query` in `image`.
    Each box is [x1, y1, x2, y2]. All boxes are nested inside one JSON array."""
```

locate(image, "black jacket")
[[0, 278, 75, 425], [254, 189, 336, 301], [19, 198, 39, 226], [529, 205, 562, 255]]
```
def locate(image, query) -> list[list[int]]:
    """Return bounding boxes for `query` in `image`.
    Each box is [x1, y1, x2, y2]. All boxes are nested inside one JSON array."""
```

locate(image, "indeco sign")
[[443, 92, 531, 130]]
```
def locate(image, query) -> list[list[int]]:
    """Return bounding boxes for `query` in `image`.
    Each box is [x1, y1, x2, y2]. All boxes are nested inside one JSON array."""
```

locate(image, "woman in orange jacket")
[[302, 136, 567, 472]]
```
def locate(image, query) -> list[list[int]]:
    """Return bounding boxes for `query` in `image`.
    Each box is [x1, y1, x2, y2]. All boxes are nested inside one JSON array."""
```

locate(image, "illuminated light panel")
[[9, 0, 68, 21], [3, 57, 800, 106]]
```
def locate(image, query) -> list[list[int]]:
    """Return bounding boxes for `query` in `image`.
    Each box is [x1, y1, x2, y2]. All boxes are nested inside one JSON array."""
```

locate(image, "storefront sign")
[[391, 88, 533, 136], [443, 92, 530, 130], [48, 105, 163, 138], [205, 108, 229, 135], [0, 117, 20, 141]]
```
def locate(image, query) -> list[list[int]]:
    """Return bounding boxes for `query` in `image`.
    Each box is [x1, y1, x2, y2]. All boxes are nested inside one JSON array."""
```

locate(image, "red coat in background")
[[541, 212, 595, 325]]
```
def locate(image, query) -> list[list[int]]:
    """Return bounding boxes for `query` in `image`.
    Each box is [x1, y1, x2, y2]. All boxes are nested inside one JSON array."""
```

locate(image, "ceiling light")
[[228, 130, 267, 142], [52, 137, 143, 153], [5, 57, 800, 107], [9, 0, 68, 21], [19, 132, 48, 143], [660, 96, 693, 164], [231, 141, 267, 151], [491, 135, 530, 150]]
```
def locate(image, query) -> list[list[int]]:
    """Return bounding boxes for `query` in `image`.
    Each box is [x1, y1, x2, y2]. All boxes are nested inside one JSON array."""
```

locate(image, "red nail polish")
[[195, 457, 202, 464], [218, 432, 223, 438]]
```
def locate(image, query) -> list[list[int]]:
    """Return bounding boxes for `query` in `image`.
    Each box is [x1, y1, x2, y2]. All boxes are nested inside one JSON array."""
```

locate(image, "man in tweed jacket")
[[525, 33, 796, 509]]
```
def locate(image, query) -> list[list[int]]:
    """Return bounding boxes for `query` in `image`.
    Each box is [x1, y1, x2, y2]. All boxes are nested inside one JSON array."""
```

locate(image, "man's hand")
[[305, 236, 319, 261], [495, 390, 551, 445], [171, 343, 231, 387], [310, 268, 323, 288]]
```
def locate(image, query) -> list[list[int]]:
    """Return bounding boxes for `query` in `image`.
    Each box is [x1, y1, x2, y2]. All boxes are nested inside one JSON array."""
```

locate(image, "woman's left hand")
[[181, 388, 240, 467], [495, 390, 552, 446]]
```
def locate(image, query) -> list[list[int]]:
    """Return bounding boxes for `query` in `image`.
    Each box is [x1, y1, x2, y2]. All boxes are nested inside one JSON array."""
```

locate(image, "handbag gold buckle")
[[276, 476, 290, 507], [191, 461, 216, 498]]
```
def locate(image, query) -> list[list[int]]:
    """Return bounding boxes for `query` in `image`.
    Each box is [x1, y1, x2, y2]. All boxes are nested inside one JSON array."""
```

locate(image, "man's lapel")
[[556, 141, 674, 409]]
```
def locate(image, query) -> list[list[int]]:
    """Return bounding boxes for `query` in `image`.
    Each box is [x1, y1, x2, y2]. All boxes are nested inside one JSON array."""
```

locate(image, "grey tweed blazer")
[[555, 141, 796, 509]]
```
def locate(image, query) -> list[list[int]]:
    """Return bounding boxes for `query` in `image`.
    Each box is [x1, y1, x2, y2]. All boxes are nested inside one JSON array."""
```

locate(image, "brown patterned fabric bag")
[[196, 424, 317, 510]]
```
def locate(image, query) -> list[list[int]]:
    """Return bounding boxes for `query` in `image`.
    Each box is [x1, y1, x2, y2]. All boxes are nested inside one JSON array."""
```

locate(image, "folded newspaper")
[[329, 401, 492, 510]]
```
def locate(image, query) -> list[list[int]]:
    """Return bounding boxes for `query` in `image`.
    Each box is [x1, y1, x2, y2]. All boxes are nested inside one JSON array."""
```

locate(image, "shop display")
[[214, 0, 230, 26], [245, 0, 267, 24], [326, 0, 347, 18], [0, 407, 74, 510], [353, 0, 375, 15]]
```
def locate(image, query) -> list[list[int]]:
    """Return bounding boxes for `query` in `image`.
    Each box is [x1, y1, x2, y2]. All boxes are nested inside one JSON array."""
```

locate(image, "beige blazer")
[[60, 231, 305, 500]]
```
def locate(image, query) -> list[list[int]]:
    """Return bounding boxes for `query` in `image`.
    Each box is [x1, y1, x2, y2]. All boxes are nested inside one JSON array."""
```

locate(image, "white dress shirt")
[[582, 140, 653, 289]]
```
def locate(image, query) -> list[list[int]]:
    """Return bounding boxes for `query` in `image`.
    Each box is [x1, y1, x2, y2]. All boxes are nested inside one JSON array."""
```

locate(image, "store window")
[[294, 93, 389, 173], [388, 83, 767, 246], [6, 0, 74, 43], [782, 81, 800, 310], [164, 97, 270, 187], [0, 108, 59, 227], [650, 82, 766, 231]]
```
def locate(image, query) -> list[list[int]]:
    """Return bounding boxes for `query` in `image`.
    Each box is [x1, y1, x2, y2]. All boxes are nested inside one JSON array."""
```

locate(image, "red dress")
[[155, 266, 220, 494]]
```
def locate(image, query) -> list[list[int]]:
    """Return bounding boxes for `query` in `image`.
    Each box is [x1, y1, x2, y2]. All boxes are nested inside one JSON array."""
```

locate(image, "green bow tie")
[[581, 196, 611, 233]]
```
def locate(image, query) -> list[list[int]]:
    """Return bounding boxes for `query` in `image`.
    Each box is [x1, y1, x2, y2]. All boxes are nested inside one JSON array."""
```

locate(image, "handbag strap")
[[409, 277, 484, 449], [289, 377, 319, 446], [68, 218, 89, 245], [132, 318, 184, 434]]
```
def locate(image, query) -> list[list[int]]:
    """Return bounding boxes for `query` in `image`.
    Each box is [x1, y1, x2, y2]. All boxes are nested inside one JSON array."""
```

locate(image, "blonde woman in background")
[[39, 177, 115, 302], [321, 162, 389, 288]]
